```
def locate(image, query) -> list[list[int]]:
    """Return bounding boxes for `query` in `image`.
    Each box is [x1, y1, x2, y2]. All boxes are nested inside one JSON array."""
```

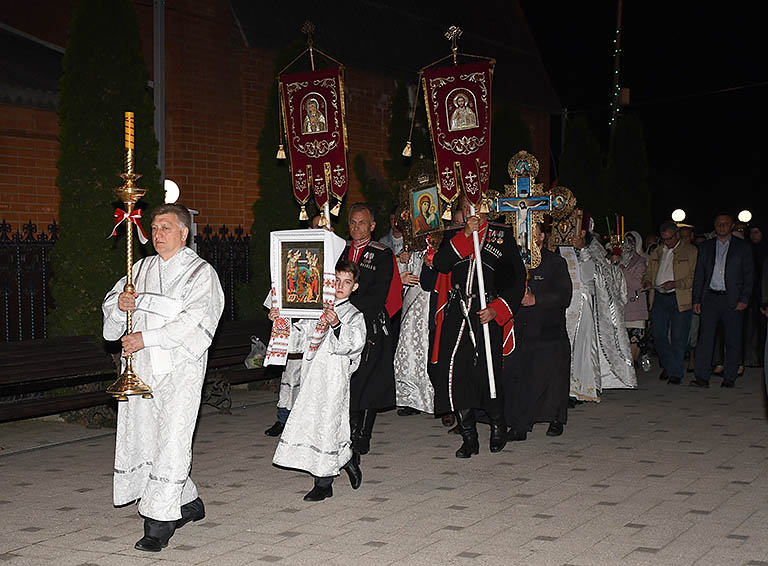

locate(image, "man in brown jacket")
[[643, 221, 698, 384]]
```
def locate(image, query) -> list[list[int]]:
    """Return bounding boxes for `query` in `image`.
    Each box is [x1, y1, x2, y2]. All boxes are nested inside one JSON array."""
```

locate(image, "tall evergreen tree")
[[236, 40, 307, 319], [50, 0, 160, 338], [607, 114, 652, 234], [559, 115, 608, 229], [490, 102, 532, 191]]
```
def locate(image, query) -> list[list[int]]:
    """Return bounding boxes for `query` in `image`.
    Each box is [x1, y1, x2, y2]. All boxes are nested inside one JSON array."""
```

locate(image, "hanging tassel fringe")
[[299, 205, 309, 221], [317, 212, 329, 227], [478, 199, 490, 214], [330, 200, 341, 216], [442, 206, 452, 221], [276, 144, 286, 160], [402, 141, 412, 157]]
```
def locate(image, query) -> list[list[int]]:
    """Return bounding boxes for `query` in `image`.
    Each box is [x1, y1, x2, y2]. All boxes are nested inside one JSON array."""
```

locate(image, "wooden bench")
[[0, 319, 277, 423]]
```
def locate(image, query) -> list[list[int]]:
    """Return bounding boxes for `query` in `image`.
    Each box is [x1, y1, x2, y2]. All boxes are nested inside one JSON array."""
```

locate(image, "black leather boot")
[[349, 409, 364, 453], [356, 409, 377, 455], [487, 410, 507, 453], [341, 451, 362, 489], [455, 408, 479, 458], [176, 497, 205, 530]]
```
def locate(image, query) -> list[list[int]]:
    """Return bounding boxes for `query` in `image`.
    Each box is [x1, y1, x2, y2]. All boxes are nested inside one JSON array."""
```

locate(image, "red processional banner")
[[279, 66, 348, 212], [422, 61, 492, 208]]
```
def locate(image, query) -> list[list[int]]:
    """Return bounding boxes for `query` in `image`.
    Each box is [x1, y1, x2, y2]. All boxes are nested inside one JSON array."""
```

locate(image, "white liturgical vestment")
[[102, 246, 224, 521], [273, 299, 366, 478]]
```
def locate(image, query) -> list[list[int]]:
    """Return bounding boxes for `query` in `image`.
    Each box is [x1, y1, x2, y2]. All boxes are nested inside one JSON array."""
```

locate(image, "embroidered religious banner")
[[422, 61, 492, 209], [279, 66, 348, 217]]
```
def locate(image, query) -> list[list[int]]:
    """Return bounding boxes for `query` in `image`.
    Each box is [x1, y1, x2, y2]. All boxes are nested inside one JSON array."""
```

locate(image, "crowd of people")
[[100, 202, 768, 552]]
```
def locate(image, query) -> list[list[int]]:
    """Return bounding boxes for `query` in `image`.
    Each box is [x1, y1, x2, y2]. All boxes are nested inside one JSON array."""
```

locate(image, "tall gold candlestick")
[[106, 112, 153, 401]]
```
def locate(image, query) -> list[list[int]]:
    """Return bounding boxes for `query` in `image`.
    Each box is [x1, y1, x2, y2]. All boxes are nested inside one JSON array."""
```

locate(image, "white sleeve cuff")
[[142, 328, 159, 347]]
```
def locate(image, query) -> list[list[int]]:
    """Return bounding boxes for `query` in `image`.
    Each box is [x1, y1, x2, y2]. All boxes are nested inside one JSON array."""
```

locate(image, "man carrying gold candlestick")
[[102, 203, 224, 552]]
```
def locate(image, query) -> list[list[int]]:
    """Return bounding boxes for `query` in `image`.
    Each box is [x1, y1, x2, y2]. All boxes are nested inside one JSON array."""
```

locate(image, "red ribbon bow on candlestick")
[[109, 208, 148, 244]]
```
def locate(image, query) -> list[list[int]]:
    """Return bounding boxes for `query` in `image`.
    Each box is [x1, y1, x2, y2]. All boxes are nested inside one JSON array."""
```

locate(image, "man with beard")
[[504, 222, 572, 439], [431, 197, 526, 458]]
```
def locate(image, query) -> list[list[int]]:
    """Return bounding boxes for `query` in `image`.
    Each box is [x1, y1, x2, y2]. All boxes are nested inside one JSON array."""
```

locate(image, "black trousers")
[[694, 292, 744, 382]]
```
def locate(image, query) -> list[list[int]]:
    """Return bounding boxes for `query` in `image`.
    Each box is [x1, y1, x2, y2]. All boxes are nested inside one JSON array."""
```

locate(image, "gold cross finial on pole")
[[445, 25, 462, 65], [302, 20, 316, 70]]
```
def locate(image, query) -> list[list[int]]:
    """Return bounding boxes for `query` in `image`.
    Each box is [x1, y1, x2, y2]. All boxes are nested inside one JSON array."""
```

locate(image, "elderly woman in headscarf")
[[618, 231, 648, 365]]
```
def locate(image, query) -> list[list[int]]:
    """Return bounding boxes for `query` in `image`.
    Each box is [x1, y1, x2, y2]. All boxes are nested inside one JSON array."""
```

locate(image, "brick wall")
[[1, 0, 550, 232], [0, 105, 60, 228]]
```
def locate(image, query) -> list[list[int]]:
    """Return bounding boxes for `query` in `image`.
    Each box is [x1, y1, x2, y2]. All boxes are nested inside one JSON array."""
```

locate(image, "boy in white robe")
[[102, 203, 224, 552], [272, 259, 366, 502]]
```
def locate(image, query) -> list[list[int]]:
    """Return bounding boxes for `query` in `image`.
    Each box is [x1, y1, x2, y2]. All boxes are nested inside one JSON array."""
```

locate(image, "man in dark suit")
[[691, 213, 753, 387]]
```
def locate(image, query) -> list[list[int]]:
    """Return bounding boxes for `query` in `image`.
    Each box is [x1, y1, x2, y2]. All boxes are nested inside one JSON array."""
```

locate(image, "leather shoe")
[[176, 497, 205, 530], [264, 421, 285, 436], [341, 452, 362, 489], [134, 535, 167, 552], [721, 379, 735, 388], [507, 428, 527, 441], [303, 485, 333, 502], [397, 407, 420, 416], [658, 369, 668, 381], [689, 378, 709, 388], [667, 376, 682, 385], [546, 422, 564, 437]]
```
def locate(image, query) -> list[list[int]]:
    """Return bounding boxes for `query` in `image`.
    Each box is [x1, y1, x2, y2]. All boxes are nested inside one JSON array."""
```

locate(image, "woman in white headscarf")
[[619, 230, 648, 366]]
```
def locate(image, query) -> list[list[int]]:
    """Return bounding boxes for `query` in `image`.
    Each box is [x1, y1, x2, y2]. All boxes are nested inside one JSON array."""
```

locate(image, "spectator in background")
[[620, 231, 649, 367], [691, 213, 753, 388], [743, 222, 767, 368], [644, 221, 698, 385]]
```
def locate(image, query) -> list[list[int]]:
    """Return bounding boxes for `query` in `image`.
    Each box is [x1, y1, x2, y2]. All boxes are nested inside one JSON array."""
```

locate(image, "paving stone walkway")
[[1, 365, 768, 566]]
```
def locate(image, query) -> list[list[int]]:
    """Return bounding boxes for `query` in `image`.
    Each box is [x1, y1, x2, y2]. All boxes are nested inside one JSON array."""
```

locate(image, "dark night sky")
[[518, 1, 767, 233]]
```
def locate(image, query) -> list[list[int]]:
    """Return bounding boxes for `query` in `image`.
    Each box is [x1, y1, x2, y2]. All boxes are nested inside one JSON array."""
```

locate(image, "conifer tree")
[[607, 114, 651, 234], [49, 0, 160, 338]]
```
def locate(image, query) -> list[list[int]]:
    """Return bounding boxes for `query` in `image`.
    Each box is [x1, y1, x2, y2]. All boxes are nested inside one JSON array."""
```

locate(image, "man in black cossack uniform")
[[431, 198, 526, 458], [344, 203, 402, 455]]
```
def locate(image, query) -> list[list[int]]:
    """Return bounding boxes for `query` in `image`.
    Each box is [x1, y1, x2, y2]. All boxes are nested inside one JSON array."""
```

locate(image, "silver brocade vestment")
[[273, 299, 366, 478], [568, 239, 636, 401], [102, 246, 224, 521], [394, 250, 435, 413]]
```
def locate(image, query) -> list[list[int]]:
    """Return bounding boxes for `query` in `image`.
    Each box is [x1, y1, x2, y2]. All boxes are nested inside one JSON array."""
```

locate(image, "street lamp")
[[738, 210, 752, 223], [671, 209, 686, 223], [164, 179, 180, 204]]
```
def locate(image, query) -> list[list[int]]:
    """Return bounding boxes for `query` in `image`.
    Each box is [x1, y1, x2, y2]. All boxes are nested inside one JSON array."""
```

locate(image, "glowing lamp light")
[[738, 210, 752, 223], [164, 179, 180, 204], [671, 209, 686, 223]]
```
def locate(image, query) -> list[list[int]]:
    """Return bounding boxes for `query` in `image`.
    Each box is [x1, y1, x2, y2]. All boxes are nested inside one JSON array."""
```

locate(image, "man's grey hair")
[[659, 220, 678, 234], [348, 202, 375, 222], [151, 203, 192, 231]]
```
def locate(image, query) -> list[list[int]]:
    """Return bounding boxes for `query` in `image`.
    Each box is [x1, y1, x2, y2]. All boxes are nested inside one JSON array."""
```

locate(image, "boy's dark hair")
[[335, 258, 360, 282]]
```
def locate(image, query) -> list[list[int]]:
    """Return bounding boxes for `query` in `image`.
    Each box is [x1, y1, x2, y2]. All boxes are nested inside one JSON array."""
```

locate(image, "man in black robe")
[[504, 222, 572, 440], [345, 203, 401, 454], [431, 198, 526, 458]]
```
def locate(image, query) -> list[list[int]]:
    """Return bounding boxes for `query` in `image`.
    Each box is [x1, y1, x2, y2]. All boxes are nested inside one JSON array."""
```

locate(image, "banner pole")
[[469, 203, 496, 399], [324, 203, 331, 229]]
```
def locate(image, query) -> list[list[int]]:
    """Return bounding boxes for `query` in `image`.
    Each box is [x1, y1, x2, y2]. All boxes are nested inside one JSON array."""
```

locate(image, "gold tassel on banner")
[[479, 198, 490, 214], [402, 141, 412, 157], [330, 200, 341, 216], [299, 205, 309, 221], [317, 212, 328, 227], [442, 205, 452, 221], [276, 144, 286, 160]]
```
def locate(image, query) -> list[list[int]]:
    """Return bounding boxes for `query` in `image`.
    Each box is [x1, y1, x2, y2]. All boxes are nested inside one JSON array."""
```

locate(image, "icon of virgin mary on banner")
[[279, 66, 349, 216], [423, 60, 492, 211]]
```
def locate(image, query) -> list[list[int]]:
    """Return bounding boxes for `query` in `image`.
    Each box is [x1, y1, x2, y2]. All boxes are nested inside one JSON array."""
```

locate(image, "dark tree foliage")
[[607, 114, 652, 235], [236, 40, 309, 319], [49, 0, 160, 338], [559, 115, 608, 230], [353, 154, 396, 241], [490, 102, 532, 191]]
